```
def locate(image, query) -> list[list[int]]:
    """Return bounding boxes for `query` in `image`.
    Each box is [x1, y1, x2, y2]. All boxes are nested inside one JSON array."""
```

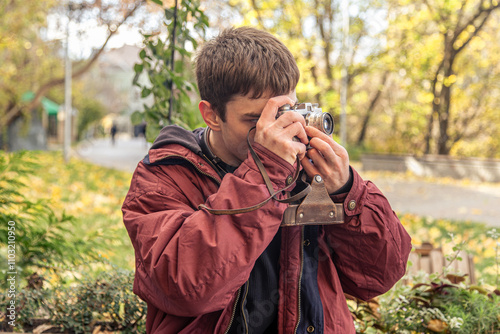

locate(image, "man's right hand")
[[253, 95, 309, 166]]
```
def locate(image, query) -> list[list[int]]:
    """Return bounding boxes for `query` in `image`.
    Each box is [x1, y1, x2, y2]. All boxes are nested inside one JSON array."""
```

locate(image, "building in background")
[[1, 92, 76, 151], [84, 44, 152, 138]]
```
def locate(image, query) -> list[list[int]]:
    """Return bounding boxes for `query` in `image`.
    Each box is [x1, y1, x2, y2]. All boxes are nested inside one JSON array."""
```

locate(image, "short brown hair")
[[195, 27, 300, 121]]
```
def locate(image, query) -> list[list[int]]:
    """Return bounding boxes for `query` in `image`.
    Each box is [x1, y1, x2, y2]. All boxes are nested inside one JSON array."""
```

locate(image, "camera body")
[[275, 103, 342, 227], [277, 103, 334, 136]]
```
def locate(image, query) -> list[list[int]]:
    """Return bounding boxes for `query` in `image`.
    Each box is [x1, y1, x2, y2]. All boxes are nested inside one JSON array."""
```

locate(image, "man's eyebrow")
[[243, 113, 261, 118], [243, 99, 298, 118]]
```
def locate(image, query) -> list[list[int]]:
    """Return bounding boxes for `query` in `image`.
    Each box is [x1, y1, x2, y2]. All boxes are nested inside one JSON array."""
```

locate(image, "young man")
[[122, 27, 412, 333]]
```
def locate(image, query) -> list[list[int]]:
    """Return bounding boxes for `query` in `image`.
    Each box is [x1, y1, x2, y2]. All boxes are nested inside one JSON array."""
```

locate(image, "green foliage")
[[486, 228, 500, 287], [349, 253, 500, 334], [18, 150, 134, 272], [0, 150, 140, 330], [377, 280, 500, 334], [348, 212, 500, 333], [7, 285, 54, 330], [0, 151, 104, 281], [75, 98, 106, 141], [440, 287, 500, 334], [51, 268, 146, 333], [347, 295, 384, 333], [132, 0, 209, 141], [0, 267, 146, 333]]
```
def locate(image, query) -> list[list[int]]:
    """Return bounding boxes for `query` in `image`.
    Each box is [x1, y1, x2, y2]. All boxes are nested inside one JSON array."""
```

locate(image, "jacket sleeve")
[[325, 167, 412, 301], [122, 144, 294, 317]]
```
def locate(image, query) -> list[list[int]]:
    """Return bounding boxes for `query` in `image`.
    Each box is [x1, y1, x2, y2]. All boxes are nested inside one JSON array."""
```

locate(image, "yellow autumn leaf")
[[426, 319, 449, 332]]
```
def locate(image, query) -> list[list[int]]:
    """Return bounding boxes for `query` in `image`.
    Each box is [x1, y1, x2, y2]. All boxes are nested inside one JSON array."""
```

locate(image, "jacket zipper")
[[241, 281, 250, 333], [294, 227, 305, 334], [224, 287, 242, 334]]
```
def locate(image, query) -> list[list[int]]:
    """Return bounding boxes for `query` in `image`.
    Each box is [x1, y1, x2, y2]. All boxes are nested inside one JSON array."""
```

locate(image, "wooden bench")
[[406, 242, 476, 284]]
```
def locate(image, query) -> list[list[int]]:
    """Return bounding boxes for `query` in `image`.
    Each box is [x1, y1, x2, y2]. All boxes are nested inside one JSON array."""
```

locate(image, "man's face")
[[214, 90, 297, 166]]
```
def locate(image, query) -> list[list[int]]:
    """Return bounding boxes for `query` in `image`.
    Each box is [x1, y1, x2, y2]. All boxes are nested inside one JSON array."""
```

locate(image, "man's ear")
[[199, 100, 222, 131]]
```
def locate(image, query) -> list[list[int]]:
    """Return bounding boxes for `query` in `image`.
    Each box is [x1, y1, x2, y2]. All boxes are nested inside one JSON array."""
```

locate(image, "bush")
[[379, 280, 499, 333], [0, 267, 146, 333], [0, 151, 103, 282], [350, 215, 500, 333], [350, 278, 500, 333]]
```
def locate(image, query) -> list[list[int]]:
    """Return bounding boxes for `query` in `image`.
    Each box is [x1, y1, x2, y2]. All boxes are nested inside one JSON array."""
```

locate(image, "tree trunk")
[[314, 0, 334, 85], [437, 73, 453, 155], [357, 72, 388, 146], [424, 0, 499, 155], [423, 108, 435, 154]]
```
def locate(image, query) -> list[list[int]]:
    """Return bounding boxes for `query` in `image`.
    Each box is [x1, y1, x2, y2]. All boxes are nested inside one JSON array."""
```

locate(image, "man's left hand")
[[300, 126, 350, 194]]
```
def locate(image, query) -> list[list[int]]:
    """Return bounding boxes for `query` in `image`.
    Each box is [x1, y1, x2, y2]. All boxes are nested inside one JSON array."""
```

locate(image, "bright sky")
[[43, 1, 237, 60], [45, 12, 149, 59], [43, 2, 386, 63]]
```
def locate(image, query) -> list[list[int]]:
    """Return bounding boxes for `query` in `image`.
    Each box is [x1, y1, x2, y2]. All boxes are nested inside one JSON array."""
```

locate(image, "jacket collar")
[[150, 124, 204, 153], [145, 125, 222, 182]]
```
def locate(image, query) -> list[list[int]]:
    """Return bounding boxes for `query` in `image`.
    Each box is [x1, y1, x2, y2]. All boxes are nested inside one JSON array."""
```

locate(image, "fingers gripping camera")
[[277, 103, 334, 136]]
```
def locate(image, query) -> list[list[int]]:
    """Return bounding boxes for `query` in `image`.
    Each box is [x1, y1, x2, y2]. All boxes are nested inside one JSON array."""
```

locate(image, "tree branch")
[[454, 9, 497, 54], [452, 0, 469, 37], [356, 71, 389, 145], [250, 0, 265, 29], [1, 0, 145, 128], [451, 0, 500, 54]]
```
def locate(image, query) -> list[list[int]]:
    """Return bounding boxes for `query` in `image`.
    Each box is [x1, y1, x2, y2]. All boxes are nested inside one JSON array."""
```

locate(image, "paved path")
[[76, 136, 500, 227], [76, 135, 150, 174], [364, 172, 500, 227]]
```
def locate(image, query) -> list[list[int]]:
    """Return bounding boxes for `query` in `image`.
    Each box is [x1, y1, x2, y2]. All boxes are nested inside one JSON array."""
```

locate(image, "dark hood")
[[147, 124, 228, 178], [150, 125, 205, 156]]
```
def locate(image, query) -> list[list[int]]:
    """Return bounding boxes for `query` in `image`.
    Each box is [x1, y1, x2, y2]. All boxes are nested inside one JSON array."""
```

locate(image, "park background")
[[1, 0, 500, 332]]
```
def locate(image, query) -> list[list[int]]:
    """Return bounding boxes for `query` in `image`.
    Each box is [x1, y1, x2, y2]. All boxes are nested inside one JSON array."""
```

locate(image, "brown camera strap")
[[198, 127, 311, 215]]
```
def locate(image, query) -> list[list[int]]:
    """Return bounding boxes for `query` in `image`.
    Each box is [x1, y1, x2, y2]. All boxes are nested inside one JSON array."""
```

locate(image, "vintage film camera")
[[277, 103, 344, 227], [276, 102, 334, 136]]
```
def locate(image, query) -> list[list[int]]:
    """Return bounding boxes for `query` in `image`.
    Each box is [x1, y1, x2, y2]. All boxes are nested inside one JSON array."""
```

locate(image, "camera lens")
[[322, 113, 334, 135], [305, 111, 334, 135]]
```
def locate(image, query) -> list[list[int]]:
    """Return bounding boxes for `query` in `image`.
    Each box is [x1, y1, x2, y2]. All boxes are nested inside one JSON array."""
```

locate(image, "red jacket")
[[122, 126, 412, 333]]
